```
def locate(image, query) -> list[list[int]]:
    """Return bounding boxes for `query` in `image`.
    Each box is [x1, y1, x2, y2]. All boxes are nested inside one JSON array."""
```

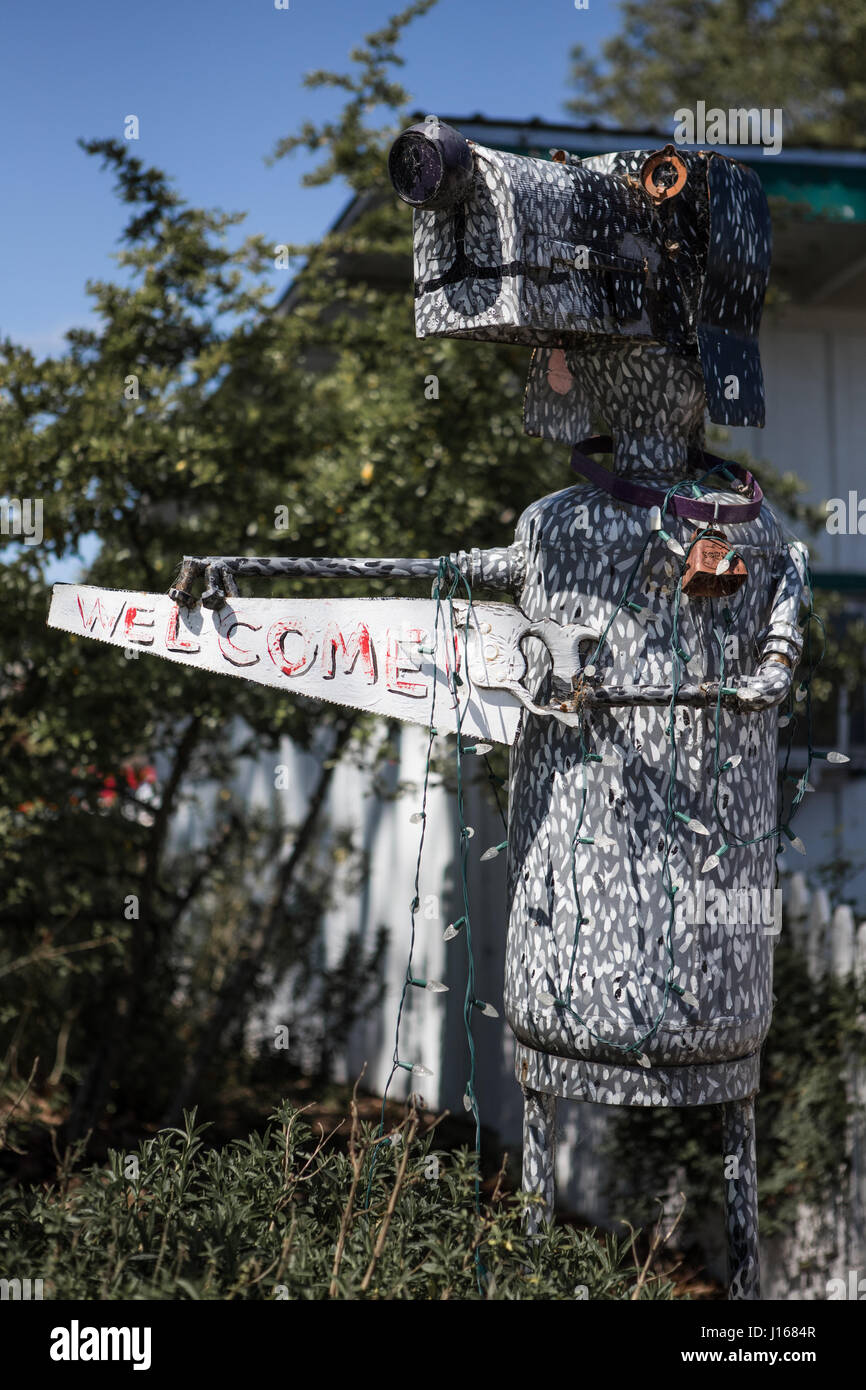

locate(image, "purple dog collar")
[[570, 436, 763, 525]]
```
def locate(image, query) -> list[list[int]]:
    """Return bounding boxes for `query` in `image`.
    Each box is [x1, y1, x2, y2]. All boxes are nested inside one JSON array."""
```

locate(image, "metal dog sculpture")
[[50, 120, 817, 1299]]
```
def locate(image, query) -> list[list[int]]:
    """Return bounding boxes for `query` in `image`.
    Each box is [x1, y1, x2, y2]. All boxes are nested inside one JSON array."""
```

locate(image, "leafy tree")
[[0, 0, 553, 1157], [566, 0, 866, 149]]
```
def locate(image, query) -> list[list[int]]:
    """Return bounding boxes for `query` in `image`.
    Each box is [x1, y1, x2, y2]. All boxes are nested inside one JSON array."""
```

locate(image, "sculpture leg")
[[522, 1087, 556, 1234], [722, 1098, 761, 1300]]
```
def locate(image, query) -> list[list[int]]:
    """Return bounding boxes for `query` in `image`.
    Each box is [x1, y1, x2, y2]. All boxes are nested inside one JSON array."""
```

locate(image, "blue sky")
[[0, 0, 620, 357]]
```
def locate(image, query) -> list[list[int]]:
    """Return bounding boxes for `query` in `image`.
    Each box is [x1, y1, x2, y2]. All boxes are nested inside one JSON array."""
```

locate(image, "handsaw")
[[47, 584, 538, 745], [48, 577, 779, 742]]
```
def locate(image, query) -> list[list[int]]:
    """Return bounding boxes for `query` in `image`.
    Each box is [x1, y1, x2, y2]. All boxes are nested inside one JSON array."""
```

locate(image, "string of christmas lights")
[[538, 461, 841, 1061], [364, 557, 498, 1291]]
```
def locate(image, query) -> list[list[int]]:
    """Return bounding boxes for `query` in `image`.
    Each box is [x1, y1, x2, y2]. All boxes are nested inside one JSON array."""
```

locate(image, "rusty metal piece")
[[640, 145, 688, 203], [168, 558, 204, 609], [682, 528, 747, 597]]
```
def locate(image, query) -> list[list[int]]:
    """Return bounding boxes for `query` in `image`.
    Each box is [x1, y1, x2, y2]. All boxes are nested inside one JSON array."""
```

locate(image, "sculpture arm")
[[169, 544, 527, 609], [737, 540, 808, 710]]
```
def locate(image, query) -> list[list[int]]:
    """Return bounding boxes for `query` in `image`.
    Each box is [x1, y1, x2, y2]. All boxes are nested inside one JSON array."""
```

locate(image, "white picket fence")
[[762, 873, 866, 1298]]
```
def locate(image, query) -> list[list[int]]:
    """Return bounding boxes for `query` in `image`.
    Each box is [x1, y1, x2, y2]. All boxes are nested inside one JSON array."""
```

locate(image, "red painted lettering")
[[321, 622, 376, 683], [165, 605, 201, 653], [385, 627, 428, 698], [124, 605, 155, 645], [267, 619, 317, 677], [77, 594, 125, 636], [219, 614, 261, 667]]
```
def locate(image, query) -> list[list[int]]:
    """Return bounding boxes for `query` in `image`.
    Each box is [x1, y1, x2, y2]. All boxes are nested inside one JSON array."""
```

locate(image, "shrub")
[[0, 1101, 677, 1301]]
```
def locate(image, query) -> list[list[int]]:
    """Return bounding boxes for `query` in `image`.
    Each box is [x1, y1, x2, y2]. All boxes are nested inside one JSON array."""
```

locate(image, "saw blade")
[[47, 584, 525, 746]]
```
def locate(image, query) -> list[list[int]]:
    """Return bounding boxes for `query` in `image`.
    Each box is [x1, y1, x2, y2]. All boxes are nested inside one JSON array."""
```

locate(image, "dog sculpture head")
[[388, 118, 772, 442]]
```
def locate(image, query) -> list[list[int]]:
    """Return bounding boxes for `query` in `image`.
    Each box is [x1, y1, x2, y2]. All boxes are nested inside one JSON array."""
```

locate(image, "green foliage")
[[604, 933, 866, 1250], [566, 0, 866, 149], [269, 0, 438, 192], [0, 0, 552, 1149], [0, 1104, 676, 1300]]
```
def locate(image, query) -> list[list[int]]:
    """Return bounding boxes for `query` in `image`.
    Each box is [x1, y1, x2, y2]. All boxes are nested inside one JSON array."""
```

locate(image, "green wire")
[[364, 556, 489, 1290], [362, 564, 451, 1214]]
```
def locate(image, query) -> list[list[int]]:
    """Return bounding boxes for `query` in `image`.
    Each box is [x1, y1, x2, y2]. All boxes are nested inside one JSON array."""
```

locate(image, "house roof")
[[278, 113, 866, 312]]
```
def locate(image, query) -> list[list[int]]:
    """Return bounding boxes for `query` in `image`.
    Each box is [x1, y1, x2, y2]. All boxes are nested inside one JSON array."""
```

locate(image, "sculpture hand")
[[735, 655, 794, 711]]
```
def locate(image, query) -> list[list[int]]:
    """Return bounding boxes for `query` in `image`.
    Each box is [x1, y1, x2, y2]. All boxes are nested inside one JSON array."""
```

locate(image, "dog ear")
[[696, 154, 772, 428]]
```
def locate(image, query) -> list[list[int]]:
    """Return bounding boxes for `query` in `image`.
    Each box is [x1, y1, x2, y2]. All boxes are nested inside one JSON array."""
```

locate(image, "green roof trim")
[[810, 572, 866, 593], [497, 141, 866, 225], [758, 164, 866, 223]]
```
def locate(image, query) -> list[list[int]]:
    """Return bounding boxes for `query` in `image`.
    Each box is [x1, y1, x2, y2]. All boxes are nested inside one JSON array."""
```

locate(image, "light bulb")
[[425, 980, 449, 993], [443, 916, 465, 941], [738, 685, 760, 702], [660, 530, 685, 558], [537, 990, 557, 1007], [795, 684, 807, 702], [635, 1052, 651, 1068], [680, 989, 699, 1008], [481, 840, 507, 861], [821, 751, 850, 764], [583, 663, 597, 677], [462, 1092, 473, 1112], [715, 549, 736, 576], [474, 1000, 498, 1018], [627, 602, 659, 626], [701, 842, 729, 874], [675, 812, 709, 835], [398, 1059, 433, 1077], [722, 754, 742, 770], [461, 826, 475, 839], [409, 811, 425, 824], [648, 506, 663, 531], [465, 742, 493, 756], [783, 825, 807, 854], [778, 715, 791, 728]]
